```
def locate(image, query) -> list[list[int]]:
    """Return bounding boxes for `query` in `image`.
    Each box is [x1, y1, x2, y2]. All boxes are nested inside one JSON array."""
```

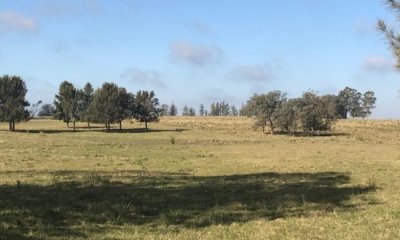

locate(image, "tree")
[[297, 91, 337, 134], [337, 87, 362, 118], [199, 104, 205, 116], [210, 102, 219, 116], [182, 105, 190, 116], [160, 104, 169, 116], [210, 101, 231, 116], [115, 87, 131, 130], [133, 90, 160, 130], [275, 99, 299, 135], [169, 103, 178, 116], [378, 0, 400, 70], [242, 90, 286, 134], [188, 107, 196, 116], [89, 83, 119, 130], [230, 105, 238, 116], [0, 75, 30, 131], [360, 91, 377, 119], [38, 104, 55, 117], [80, 82, 94, 129], [54, 81, 80, 131]]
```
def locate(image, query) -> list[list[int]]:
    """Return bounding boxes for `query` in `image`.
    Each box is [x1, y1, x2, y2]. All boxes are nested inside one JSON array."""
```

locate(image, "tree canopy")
[[0, 75, 30, 131]]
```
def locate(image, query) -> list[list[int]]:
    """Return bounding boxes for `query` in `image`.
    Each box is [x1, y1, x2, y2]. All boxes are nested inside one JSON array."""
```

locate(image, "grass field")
[[1, 117, 400, 239]]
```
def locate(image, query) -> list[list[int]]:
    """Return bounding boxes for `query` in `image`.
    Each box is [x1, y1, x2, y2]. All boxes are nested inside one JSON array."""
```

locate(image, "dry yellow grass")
[[0, 117, 399, 239]]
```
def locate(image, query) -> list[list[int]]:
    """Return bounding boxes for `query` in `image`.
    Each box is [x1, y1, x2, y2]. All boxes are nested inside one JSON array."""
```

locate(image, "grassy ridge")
[[0, 118, 399, 239]]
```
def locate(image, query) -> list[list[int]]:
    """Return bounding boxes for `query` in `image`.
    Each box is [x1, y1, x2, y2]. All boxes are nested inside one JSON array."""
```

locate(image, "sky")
[[1, 0, 400, 118]]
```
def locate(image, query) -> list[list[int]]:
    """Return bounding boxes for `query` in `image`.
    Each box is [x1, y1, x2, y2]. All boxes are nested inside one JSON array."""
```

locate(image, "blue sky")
[[1, 0, 399, 118]]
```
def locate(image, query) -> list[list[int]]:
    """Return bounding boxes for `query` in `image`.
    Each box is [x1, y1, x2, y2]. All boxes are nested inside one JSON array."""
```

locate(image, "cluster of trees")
[[209, 101, 239, 116], [182, 105, 196, 116], [160, 102, 239, 117], [336, 87, 377, 119], [242, 87, 376, 135], [0, 74, 379, 134], [160, 103, 178, 116], [0, 75, 30, 131], [54, 81, 160, 131]]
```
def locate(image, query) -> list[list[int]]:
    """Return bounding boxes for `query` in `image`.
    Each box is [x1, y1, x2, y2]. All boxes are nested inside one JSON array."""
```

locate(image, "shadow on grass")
[[0, 171, 377, 239], [2, 128, 188, 134]]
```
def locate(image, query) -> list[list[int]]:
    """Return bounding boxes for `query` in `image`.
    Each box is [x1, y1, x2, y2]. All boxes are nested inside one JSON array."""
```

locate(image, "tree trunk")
[[9, 121, 12, 131], [67, 122, 70, 128], [145, 121, 148, 130], [268, 119, 274, 135], [73, 121, 76, 132], [87, 122, 91, 130], [12, 121, 15, 131], [119, 121, 122, 130]]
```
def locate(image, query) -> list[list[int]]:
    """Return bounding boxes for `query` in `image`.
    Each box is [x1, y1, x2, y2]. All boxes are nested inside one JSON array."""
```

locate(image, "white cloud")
[[0, 11, 38, 33], [170, 41, 223, 66], [122, 68, 166, 88], [363, 56, 394, 72], [228, 64, 273, 82]]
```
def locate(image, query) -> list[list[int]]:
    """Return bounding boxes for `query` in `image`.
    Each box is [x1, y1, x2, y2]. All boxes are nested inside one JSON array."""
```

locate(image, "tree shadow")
[[0, 171, 378, 239], [3, 128, 188, 134]]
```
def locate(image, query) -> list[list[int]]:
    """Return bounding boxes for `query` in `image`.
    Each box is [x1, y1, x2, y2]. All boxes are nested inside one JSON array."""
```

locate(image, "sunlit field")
[[1, 117, 400, 239]]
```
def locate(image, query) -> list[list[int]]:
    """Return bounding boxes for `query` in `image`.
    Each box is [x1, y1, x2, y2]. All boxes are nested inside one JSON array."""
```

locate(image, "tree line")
[[0, 75, 377, 132], [241, 87, 376, 135], [160, 101, 239, 117], [53, 81, 160, 131]]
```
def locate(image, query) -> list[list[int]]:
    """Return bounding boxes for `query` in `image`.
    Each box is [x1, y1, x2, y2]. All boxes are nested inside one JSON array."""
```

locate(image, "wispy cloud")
[[186, 20, 213, 35], [169, 41, 223, 66], [363, 56, 394, 72], [0, 11, 38, 33], [37, 0, 102, 17], [228, 64, 273, 82], [122, 68, 166, 88]]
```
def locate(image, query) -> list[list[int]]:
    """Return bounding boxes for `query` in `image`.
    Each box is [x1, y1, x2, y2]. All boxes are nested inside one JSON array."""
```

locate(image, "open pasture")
[[0, 117, 400, 239]]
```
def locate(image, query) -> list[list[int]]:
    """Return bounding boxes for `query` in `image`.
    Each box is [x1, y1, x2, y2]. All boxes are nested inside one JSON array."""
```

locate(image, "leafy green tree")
[[275, 99, 299, 134], [242, 90, 286, 134], [169, 103, 178, 116], [38, 104, 55, 117], [297, 91, 337, 133], [337, 87, 362, 118], [360, 91, 377, 119], [0, 75, 30, 131], [90, 82, 121, 130], [79, 82, 94, 129], [54, 81, 80, 130], [116, 87, 131, 130], [133, 90, 160, 130]]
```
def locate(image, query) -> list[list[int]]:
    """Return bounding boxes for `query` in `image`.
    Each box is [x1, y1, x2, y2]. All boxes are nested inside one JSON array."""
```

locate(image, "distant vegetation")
[[0, 75, 376, 132], [241, 88, 376, 135]]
